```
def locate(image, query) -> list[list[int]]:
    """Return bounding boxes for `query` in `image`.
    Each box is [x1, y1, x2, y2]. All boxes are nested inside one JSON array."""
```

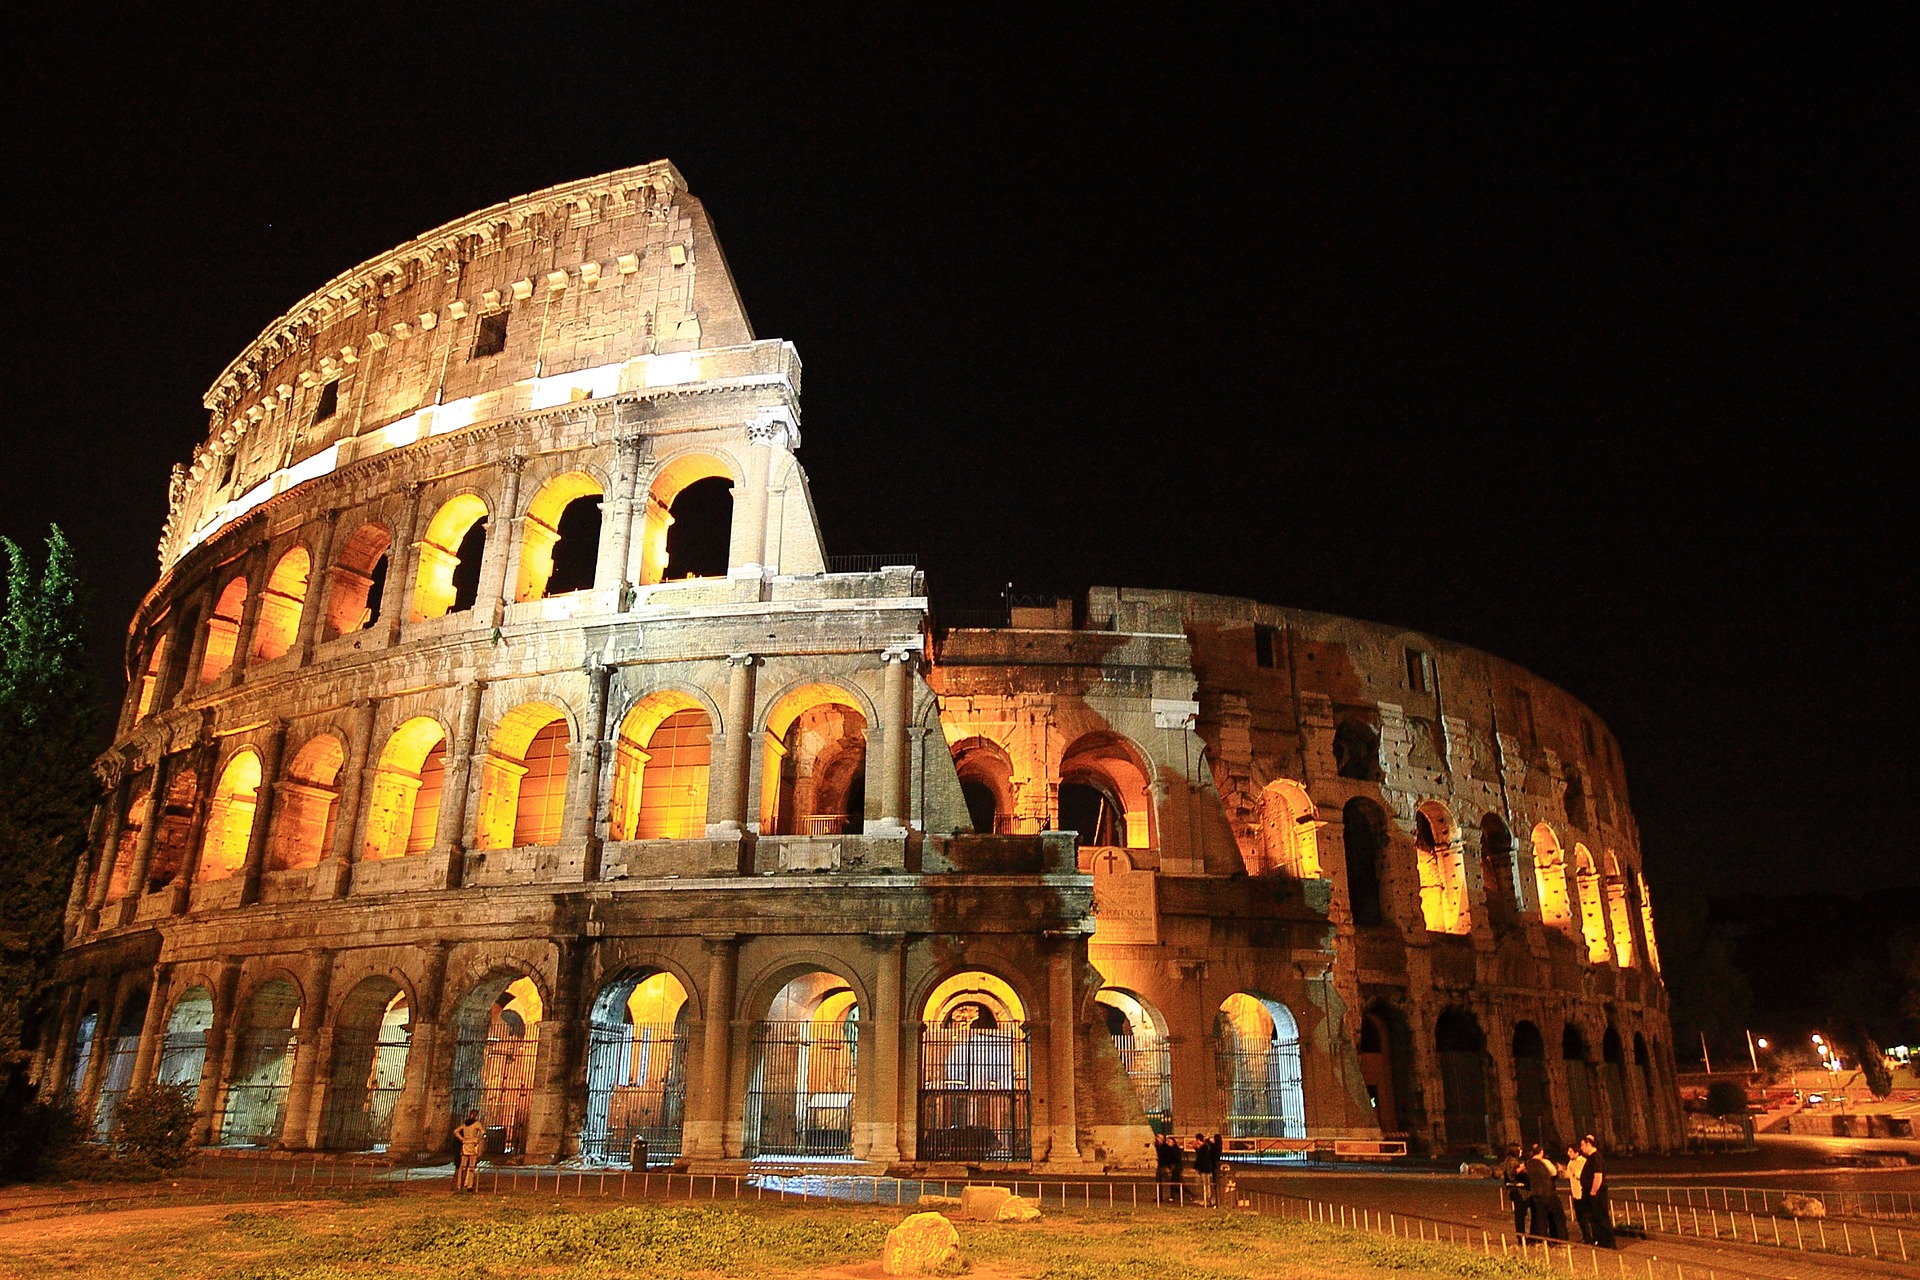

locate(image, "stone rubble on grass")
[[959, 1185, 1013, 1221], [995, 1194, 1042, 1222], [917, 1194, 962, 1207], [1779, 1194, 1826, 1218], [883, 1211, 962, 1276]]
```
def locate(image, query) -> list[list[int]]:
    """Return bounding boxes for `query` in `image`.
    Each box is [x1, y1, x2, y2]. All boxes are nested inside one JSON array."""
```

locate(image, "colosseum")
[[43, 160, 1681, 1171]]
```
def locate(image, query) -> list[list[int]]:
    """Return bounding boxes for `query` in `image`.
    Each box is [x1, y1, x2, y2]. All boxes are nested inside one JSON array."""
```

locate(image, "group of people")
[[1501, 1136, 1615, 1248], [1153, 1132, 1230, 1206]]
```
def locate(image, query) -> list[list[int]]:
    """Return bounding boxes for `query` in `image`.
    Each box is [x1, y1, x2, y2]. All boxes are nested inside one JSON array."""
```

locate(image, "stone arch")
[[743, 964, 864, 1159], [197, 748, 262, 884], [1511, 1020, 1553, 1147], [1572, 844, 1610, 962], [1602, 850, 1635, 966], [92, 986, 151, 1136], [639, 451, 741, 586], [158, 984, 216, 1093], [1478, 813, 1522, 928], [269, 732, 345, 871], [106, 771, 154, 901], [1341, 798, 1390, 927], [134, 631, 169, 718], [251, 546, 311, 662], [411, 492, 490, 621], [759, 682, 870, 836], [1635, 872, 1662, 973], [581, 966, 692, 1164], [145, 763, 202, 893], [917, 969, 1033, 1162], [1562, 1022, 1598, 1142], [220, 976, 303, 1146], [1215, 991, 1306, 1139], [448, 965, 548, 1156], [609, 690, 713, 841], [320, 975, 412, 1151], [516, 469, 606, 601], [950, 737, 1015, 835], [1332, 719, 1381, 781], [1095, 987, 1171, 1131], [474, 700, 573, 850], [362, 716, 449, 861], [1434, 1007, 1491, 1152], [200, 575, 249, 683], [1056, 731, 1154, 851], [1254, 778, 1321, 878], [1415, 799, 1471, 934], [323, 522, 391, 638], [1600, 1025, 1629, 1148], [1359, 1002, 1415, 1135], [1531, 823, 1572, 932]]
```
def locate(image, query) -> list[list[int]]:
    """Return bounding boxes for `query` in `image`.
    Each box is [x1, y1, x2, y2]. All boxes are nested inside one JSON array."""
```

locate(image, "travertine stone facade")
[[46, 162, 1679, 1170]]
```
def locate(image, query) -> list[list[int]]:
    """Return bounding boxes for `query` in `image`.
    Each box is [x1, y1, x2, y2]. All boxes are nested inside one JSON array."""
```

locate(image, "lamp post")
[[1746, 1030, 1763, 1075]]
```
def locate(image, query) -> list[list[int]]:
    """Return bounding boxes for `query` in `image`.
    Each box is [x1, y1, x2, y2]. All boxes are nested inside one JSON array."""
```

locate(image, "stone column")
[[279, 948, 334, 1150], [1485, 1009, 1522, 1151], [1044, 936, 1085, 1166], [65, 801, 107, 939], [865, 933, 905, 1163], [874, 648, 916, 832], [117, 755, 173, 926], [170, 742, 221, 914], [598, 434, 645, 598], [526, 937, 588, 1160], [708, 655, 757, 836], [732, 423, 777, 572], [478, 456, 525, 626], [435, 680, 487, 890], [177, 583, 217, 697], [238, 721, 288, 907], [686, 935, 739, 1158], [74, 979, 119, 1121], [42, 987, 83, 1102], [318, 698, 380, 898], [196, 959, 243, 1145], [228, 547, 269, 681], [128, 962, 175, 1090], [387, 941, 450, 1158], [83, 774, 132, 933], [384, 483, 424, 646], [571, 662, 612, 879], [295, 513, 338, 664]]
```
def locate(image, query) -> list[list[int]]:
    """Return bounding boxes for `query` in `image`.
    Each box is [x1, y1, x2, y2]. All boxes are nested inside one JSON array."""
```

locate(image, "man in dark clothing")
[[1193, 1132, 1218, 1206], [1500, 1145, 1530, 1235], [1579, 1136, 1616, 1248], [1167, 1133, 1186, 1199], [1523, 1143, 1565, 1239]]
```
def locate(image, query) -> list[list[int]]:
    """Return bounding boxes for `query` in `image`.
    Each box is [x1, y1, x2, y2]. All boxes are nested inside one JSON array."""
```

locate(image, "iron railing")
[[580, 1020, 687, 1164]]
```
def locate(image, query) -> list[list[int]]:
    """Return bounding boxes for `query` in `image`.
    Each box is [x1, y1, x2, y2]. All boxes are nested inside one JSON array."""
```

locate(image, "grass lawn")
[[0, 1190, 1558, 1280]]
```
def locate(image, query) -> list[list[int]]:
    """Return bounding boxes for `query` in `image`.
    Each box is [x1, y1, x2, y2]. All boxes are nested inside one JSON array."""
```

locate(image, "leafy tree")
[[0, 526, 100, 1071], [1704, 1080, 1748, 1118], [110, 1082, 196, 1170]]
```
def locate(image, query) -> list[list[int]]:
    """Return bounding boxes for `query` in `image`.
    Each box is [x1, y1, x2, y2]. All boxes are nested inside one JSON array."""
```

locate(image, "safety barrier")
[[1611, 1196, 1913, 1265]]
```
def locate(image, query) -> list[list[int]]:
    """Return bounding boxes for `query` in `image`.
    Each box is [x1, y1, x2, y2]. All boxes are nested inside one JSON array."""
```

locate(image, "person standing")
[[1167, 1131, 1187, 1202], [1580, 1135, 1616, 1248], [1193, 1132, 1218, 1206], [453, 1108, 487, 1193], [1210, 1133, 1228, 1209], [1523, 1143, 1565, 1239], [1564, 1142, 1590, 1243], [1500, 1145, 1530, 1236]]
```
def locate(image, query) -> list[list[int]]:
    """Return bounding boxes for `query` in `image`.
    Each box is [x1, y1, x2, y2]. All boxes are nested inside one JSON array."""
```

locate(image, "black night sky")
[[2, 11, 1912, 907]]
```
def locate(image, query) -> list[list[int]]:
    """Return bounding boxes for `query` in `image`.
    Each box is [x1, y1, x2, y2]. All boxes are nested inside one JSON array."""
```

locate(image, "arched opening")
[[321, 979, 411, 1152], [1415, 802, 1471, 934], [639, 454, 735, 586], [145, 765, 201, 894], [1215, 993, 1305, 1140], [200, 577, 248, 684], [197, 750, 262, 883], [1057, 732, 1153, 850], [1562, 1024, 1597, 1143], [65, 1005, 99, 1102], [1531, 823, 1572, 931], [449, 974, 542, 1157], [1479, 814, 1521, 928], [951, 738, 1015, 835], [92, 989, 150, 1136], [1434, 1008, 1490, 1152], [581, 970, 690, 1165], [220, 979, 300, 1146], [1096, 988, 1170, 1133], [105, 774, 152, 902], [663, 476, 733, 580], [1255, 778, 1321, 878], [135, 635, 167, 719], [1358, 1007, 1412, 1135], [250, 547, 311, 662], [516, 472, 605, 601], [323, 523, 391, 638], [1600, 1027, 1629, 1148], [1635, 873, 1662, 974], [474, 703, 570, 850], [1573, 844, 1610, 963], [269, 735, 344, 872], [410, 495, 489, 621], [1603, 852, 1635, 966], [362, 718, 447, 861], [1512, 1021, 1553, 1148], [156, 608, 198, 708], [1633, 1033, 1656, 1143], [158, 986, 215, 1095], [917, 971, 1029, 1161], [1332, 720, 1381, 781], [1342, 799, 1389, 927], [609, 693, 712, 840], [746, 970, 861, 1159], [760, 684, 868, 836]]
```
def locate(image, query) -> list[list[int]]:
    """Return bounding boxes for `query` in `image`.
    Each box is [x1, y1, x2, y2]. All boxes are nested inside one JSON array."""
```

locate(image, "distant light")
[[1756, 1037, 1769, 1049]]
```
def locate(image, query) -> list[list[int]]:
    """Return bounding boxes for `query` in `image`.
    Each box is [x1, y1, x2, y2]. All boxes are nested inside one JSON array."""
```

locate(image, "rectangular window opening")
[[1581, 718, 1596, 755], [472, 311, 509, 358], [218, 453, 236, 489], [1404, 647, 1431, 693], [1254, 623, 1280, 669], [312, 380, 339, 424]]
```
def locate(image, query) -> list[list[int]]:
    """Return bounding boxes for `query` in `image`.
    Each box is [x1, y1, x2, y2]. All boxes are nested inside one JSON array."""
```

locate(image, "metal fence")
[[823, 554, 918, 574], [580, 1020, 686, 1164], [1611, 1195, 1914, 1265], [744, 1020, 858, 1158], [449, 1032, 537, 1156], [320, 1026, 409, 1152], [918, 1024, 1031, 1161], [1615, 1182, 1919, 1219], [219, 1029, 297, 1146], [90, 1035, 141, 1136]]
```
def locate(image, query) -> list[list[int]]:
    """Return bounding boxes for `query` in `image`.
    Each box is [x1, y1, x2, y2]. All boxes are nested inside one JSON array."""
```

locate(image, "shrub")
[[111, 1082, 196, 1169], [0, 1066, 80, 1183], [1704, 1080, 1748, 1118]]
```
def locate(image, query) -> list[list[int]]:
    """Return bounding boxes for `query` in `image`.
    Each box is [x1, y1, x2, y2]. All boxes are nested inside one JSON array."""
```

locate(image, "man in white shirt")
[[1563, 1142, 1590, 1243]]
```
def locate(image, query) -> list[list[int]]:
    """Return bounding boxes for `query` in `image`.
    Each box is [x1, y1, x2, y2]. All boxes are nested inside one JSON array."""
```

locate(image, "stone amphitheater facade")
[[43, 161, 1682, 1170]]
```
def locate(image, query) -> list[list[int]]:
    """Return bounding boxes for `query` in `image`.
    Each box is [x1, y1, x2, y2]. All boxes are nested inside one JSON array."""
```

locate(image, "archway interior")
[[271, 735, 345, 871], [746, 971, 860, 1159], [1057, 734, 1151, 851], [198, 750, 263, 883], [450, 975, 543, 1156], [609, 693, 712, 840], [662, 475, 733, 580], [66, 1007, 99, 1104], [1562, 1024, 1597, 1142], [1433, 1007, 1489, 1150], [1572, 844, 1611, 963], [92, 988, 151, 1137], [1096, 988, 1170, 1132], [1511, 1020, 1554, 1148], [1599, 1027, 1629, 1148], [1256, 778, 1320, 878], [516, 472, 604, 601], [475, 703, 569, 850], [1215, 992, 1305, 1144], [200, 577, 248, 684], [1479, 814, 1520, 928], [1357, 1007, 1408, 1134], [1531, 824, 1572, 931], [582, 970, 690, 1164], [1415, 804, 1471, 935], [324, 523, 391, 638], [1342, 800, 1388, 927], [106, 774, 153, 901], [919, 971, 1031, 1162], [411, 495, 487, 621], [1603, 852, 1636, 966], [145, 766, 200, 893], [221, 980, 301, 1146], [760, 685, 867, 836], [159, 986, 215, 1093], [951, 737, 1014, 835], [363, 718, 447, 861], [322, 979, 410, 1152], [251, 547, 311, 662]]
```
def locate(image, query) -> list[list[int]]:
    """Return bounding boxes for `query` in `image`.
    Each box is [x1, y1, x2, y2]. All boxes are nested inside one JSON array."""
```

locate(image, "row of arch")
[[133, 454, 742, 725]]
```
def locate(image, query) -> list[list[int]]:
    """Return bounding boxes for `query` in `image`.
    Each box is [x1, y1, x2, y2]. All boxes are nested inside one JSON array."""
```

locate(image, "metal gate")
[[91, 1035, 141, 1136], [918, 1024, 1031, 1161], [220, 1029, 297, 1145], [450, 1031, 537, 1155], [581, 1020, 686, 1164], [1515, 1055, 1553, 1148], [320, 1025, 410, 1151], [1438, 1050, 1490, 1149], [1215, 1030, 1305, 1138], [157, 1028, 208, 1092], [746, 1019, 858, 1158], [1109, 1031, 1172, 1133]]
